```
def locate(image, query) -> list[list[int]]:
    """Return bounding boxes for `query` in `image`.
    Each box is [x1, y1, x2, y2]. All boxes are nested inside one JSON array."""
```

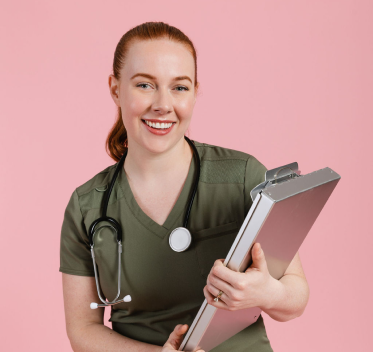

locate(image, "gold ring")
[[214, 290, 224, 302]]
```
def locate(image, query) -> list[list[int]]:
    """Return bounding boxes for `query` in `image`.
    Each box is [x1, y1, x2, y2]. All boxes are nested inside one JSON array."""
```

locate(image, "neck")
[[124, 137, 193, 181]]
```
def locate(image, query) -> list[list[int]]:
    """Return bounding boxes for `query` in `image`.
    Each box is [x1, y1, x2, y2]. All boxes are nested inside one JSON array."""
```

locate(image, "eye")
[[175, 86, 189, 92], [136, 83, 152, 89]]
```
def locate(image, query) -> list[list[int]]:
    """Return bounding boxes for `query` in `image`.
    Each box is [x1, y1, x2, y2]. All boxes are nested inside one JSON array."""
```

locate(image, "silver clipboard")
[[180, 163, 341, 351]]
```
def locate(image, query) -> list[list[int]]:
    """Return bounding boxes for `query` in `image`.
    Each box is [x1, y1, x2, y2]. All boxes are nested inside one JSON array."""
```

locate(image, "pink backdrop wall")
[[1, 1, 372, 350]]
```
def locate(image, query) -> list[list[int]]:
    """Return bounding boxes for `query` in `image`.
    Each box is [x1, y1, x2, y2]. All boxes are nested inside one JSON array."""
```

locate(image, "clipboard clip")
[[250, 162, 301, 201]]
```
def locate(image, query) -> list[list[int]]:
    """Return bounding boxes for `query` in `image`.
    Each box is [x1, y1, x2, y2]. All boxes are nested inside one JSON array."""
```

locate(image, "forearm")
[[260, 274, 310, 322], [69, 322, 163, 352]]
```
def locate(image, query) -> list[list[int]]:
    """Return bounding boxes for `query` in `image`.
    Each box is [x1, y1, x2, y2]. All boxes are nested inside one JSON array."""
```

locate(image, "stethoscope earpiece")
[[90, 294, 132, 309]]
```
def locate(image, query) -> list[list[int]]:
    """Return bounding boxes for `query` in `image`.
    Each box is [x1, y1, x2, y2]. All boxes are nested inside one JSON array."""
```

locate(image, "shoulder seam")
[[72, 189, 90, 245], [74, 188, 84, 220], [76, 164, 116, 198]]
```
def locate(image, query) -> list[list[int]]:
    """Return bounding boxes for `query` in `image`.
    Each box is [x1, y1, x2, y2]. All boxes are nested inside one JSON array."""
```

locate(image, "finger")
[[207, 273, 234, 298], [203, 285, 230, 310], [247, 242, 268, 272], [211, 261, 243, 289], [206, 282, 220, 296], [206, 282, 230, 305], [164, 324, 188, 350]]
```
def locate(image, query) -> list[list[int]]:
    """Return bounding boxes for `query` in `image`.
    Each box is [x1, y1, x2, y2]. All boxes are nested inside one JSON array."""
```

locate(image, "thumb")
[[164, 324, 188, 350], [249, 243, 267, 272]]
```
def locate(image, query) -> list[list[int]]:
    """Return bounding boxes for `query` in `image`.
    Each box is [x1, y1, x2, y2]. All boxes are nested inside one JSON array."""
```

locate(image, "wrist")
[[259, 276, 285, 312]]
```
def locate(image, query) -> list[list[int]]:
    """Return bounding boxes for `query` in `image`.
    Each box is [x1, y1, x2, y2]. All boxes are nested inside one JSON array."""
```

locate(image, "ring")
[[214, 290, 224, 302]]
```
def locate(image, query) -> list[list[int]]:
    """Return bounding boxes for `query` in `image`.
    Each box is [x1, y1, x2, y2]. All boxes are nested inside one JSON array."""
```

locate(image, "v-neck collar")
[[117, 147, 197, 239]]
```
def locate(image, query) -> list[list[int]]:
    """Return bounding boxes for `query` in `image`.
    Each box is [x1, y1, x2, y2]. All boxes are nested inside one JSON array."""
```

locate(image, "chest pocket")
[[192, 221, 239, 279]]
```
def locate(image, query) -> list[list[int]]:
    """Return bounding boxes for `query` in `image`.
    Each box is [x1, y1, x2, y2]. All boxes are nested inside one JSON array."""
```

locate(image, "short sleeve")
[[243, 155, 268, 214], [59, 189, 95, 276]]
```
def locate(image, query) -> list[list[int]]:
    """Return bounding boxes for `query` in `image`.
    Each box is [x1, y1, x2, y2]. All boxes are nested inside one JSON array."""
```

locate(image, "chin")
[[139, 137, 171, 154], [141, 135, 183, 155]]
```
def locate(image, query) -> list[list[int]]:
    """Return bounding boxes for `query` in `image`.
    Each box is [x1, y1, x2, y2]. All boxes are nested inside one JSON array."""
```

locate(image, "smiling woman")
[[108, 38, 198, 158], [59, 21, 306, 352], [105, 26, 199, 161]]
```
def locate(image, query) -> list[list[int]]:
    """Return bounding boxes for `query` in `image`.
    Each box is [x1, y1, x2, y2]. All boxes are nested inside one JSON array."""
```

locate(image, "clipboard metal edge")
[[180, 194, 264, 350]]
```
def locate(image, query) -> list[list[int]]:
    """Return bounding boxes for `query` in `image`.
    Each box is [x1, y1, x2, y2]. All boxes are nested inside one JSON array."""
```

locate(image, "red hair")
[[106, 22, 199, 162]]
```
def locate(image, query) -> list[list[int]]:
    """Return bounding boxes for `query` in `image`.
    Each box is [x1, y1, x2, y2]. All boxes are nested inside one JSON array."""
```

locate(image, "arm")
[[259, 251, 310, 322], [62, 273, 163, 352], [203, 244, 310, 323]]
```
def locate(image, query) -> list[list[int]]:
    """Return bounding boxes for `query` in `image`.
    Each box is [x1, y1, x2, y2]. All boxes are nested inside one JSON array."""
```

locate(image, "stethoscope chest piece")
[[169, 227, 192, 252]]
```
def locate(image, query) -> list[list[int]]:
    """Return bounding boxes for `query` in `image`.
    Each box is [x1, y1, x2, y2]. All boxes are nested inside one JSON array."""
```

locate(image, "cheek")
[[121, 92, 151, 130], [175, 96, 195, 122], [123, 92, 150, 115]]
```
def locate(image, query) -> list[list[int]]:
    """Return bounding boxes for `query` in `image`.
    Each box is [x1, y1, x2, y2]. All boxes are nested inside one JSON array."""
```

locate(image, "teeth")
[[144, 120, 173, 129]]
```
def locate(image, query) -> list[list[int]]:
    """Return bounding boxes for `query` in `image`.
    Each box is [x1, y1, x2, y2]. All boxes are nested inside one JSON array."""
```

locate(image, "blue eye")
[[176, 86, 189, 91], [137, 83, 151, 89]]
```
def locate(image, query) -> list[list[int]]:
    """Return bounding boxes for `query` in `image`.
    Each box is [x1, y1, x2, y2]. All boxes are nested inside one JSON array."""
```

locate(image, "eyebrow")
[[130, 73, 192, 84]]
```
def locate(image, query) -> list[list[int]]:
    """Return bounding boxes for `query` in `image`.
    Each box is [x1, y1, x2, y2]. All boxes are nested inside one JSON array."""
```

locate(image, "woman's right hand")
[[162, 324, 205, 352]]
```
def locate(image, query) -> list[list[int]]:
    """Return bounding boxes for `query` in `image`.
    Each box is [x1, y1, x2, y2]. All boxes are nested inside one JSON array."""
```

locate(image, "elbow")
[[292, 306, 307, 321], [68, 332, 90, 352], [67, 322, 105, 352], [268, 281, 310, 323], [287, 279, 310, 322], [69, 339, 80, 352], [279, 290, 310, 323], [296, 283, 310, 319], [274, 309, 305, 323], [66, 324, 90, 352], [66, 329, 81, 352]]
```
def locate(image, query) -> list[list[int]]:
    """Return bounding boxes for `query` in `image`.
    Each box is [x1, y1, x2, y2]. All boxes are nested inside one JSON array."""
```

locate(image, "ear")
[[108, 74, 121, 107]]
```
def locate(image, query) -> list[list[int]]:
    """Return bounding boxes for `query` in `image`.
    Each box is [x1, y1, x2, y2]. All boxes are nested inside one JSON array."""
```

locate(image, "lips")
[[141, 119, 176, 136], [142, 119, 176, 123], [142, 119, 174, 129]]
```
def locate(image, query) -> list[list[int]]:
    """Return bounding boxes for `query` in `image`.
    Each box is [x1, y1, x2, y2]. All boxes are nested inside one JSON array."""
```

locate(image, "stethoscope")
[[89, 135, 200, 309]]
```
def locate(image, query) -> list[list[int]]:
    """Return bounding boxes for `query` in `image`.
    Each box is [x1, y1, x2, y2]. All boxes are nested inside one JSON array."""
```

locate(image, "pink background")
[[1, 0, 372, 350]]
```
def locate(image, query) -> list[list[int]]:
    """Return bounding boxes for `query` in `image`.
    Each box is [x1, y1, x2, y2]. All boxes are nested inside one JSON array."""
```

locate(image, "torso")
[[61, 140, 272, 349]]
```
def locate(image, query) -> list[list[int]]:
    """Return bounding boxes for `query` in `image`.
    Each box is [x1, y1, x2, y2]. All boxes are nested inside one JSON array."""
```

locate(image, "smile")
[[142, 119, 175, 130]]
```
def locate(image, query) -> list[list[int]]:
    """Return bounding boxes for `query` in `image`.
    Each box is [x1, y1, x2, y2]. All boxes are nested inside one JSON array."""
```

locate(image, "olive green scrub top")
[[59, 141, 273, 351]]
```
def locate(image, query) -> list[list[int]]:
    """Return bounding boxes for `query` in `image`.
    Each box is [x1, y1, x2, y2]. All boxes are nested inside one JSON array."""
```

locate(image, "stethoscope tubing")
[[90, 225, 122, 306], [88, 135, 200, 308], [183, 137, 200, 228]]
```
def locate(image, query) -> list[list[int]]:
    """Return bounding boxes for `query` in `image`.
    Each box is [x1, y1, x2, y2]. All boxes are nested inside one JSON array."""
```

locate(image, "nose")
[[152, 87, 173, 115]]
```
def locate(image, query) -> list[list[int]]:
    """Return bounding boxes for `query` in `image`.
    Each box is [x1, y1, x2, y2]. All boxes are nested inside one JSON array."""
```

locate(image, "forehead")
[[122, 39, 195, 82]]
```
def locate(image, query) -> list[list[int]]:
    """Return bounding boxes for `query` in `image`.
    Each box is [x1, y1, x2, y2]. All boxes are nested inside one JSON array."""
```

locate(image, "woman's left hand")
[[203, 242, 278, 311]]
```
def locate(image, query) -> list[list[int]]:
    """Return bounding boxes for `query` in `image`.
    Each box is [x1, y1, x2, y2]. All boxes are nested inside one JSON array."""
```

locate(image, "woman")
[[60, 22, 310, 352]]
